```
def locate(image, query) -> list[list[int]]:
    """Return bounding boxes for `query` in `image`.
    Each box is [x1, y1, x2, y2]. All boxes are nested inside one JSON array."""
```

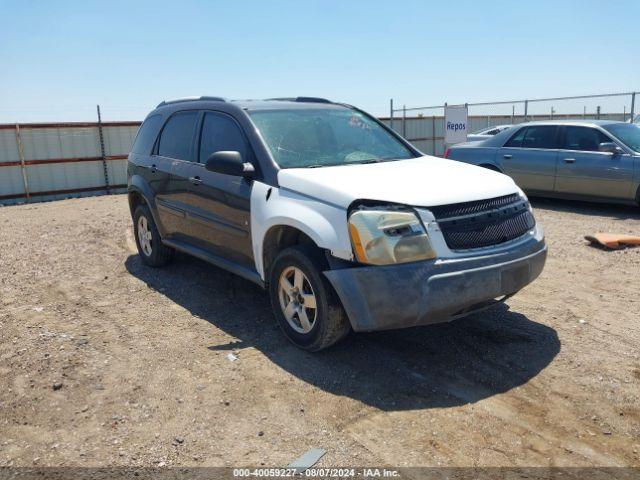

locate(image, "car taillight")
[[444, 148, 451, 158]]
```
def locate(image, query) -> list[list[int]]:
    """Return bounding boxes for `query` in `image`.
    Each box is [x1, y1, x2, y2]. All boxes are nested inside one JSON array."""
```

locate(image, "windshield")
[[249, 108, 415, 168], [604, 123, 640, 153]]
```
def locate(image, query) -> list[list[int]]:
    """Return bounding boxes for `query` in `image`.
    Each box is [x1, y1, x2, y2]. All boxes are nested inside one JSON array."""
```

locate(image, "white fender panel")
[[250, 181, 353, 280]]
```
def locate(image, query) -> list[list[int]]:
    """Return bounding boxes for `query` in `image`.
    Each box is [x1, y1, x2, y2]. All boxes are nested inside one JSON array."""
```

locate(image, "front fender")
[[250, 181, 352, 280]]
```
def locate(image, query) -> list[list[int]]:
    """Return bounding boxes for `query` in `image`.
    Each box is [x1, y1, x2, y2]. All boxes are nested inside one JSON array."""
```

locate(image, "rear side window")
[[504, 127, 526, 147], [563, 126, 612, 152], [199, 112, 250, 163], [131, 115, 162, 154], [158, 111, 199, 161], [505, 126, 557, 149]]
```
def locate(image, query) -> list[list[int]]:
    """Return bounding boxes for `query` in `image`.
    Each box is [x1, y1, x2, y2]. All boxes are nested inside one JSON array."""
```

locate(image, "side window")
[[504, 127, 526, 147], [521, 126, 557, 149], [131, 115, 162, 154], [158, 111, 199, 161], [199, 112, 250, 163], [563, 126, 613, 152]]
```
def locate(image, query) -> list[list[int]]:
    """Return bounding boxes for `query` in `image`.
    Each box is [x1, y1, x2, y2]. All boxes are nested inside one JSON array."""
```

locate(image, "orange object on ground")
[[584, 232, 640, 250]]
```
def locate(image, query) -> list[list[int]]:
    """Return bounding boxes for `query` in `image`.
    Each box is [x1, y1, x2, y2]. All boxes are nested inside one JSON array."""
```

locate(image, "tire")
[[133, 204, 173, 267], [268, 245, 350, 351]]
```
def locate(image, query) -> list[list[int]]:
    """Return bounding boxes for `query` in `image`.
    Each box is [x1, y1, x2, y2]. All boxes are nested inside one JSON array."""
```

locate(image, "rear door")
[[555, 126, 634, 199], [153, 110, 200, 237], [171, 110, 254, 268], [498, 125, 560, 192]]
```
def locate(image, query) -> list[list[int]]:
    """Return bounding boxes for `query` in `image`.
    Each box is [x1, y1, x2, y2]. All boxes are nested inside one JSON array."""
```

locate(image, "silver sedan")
[[445, 120, 640, 206]]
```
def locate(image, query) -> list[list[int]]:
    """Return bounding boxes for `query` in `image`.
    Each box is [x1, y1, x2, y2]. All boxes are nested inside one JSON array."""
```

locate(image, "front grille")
[[431, 194, 535, 250], [429, 193, 521, 219]]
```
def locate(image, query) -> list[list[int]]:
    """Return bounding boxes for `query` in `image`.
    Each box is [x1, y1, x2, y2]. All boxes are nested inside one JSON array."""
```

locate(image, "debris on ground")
[[585, 232, 640, 250], [287, 448, 326, 473]]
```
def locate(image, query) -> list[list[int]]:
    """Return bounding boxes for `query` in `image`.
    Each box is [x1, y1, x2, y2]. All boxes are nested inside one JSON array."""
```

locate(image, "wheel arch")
[[262, 225, 325, 284], [128, 175, 165, 236], [479, 163, 503, 173]]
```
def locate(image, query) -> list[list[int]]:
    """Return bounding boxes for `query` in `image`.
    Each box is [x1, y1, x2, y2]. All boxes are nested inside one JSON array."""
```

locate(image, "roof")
[[518, 119, 626, 127], [231, 99, 348, 111], [155, 96, 348, 111]]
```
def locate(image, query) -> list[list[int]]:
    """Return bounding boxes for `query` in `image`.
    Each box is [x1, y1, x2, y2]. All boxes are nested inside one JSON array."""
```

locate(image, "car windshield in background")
[[249, 108, 415, 168], [604, 123, 640, 153]]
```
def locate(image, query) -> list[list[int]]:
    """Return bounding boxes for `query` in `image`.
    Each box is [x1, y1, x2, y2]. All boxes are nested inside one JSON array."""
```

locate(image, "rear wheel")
[[268, 246, 350, 351], [133, 205, 173, 267]]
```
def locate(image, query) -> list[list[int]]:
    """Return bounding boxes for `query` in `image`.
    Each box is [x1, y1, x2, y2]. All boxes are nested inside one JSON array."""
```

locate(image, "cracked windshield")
[[249, 108, 415, 168]]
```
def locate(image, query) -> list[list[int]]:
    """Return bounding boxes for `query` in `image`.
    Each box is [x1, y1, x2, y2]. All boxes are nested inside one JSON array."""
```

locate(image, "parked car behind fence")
[[445, 121, 640, 206]]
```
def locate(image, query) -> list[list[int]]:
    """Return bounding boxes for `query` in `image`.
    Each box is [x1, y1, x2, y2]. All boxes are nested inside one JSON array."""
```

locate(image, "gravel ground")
[[0, 194, 639, 469]]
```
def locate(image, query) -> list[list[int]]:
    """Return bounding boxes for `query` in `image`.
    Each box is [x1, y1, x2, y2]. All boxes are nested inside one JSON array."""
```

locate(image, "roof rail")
[[267, 97, 332, 104], [156, 96, 226, 108]]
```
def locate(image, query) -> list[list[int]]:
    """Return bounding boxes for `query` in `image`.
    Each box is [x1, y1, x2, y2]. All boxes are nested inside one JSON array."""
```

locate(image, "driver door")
[[171, 111, 254, 268]]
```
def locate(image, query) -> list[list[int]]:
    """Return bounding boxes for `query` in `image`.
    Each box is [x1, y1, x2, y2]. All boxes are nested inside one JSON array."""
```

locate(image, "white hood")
[[277, 156, 520, 209]]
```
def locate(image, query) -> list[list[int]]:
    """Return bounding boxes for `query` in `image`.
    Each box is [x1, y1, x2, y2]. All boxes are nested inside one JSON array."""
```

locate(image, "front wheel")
[[268, 246, 350, 351]]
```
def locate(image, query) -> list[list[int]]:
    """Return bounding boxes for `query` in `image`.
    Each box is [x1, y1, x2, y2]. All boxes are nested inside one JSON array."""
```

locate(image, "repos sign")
[[444, 105, 468, 144]]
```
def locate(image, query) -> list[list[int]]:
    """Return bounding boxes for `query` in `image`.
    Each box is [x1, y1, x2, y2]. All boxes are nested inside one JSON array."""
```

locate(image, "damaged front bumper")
[[323, 233, 547, 332]]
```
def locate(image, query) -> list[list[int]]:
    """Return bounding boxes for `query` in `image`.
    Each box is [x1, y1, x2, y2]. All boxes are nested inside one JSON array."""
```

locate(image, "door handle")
[[188, 176, 203, 185], [150, 164, 157, 173], [503, 154, 513, 159], [563, 158, 576, 163]]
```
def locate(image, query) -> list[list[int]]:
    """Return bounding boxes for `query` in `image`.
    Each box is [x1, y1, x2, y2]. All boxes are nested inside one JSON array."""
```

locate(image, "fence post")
[[389, 99, 394, 132], [524, 100, 528, 122], [96, 105, 110, 193], [14, 124, 30, 200], [631, 92, 636, 122], [402, 105, 406, 137], [431, 115, 436, 156], [596, 106, 601, 120], [511, 105, 515, 124]]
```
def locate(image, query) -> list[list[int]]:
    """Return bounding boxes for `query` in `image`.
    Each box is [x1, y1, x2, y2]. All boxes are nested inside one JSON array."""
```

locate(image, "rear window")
[[158, 111, 199, 161], [131, 115, 162, 155]]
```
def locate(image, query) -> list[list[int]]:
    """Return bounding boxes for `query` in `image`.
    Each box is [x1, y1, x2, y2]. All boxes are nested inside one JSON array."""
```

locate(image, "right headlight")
[[348, 208, 437, 265]]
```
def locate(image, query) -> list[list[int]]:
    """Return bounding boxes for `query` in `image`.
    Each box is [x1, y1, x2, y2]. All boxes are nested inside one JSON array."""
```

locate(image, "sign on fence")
[[444, 105, 468, 144]]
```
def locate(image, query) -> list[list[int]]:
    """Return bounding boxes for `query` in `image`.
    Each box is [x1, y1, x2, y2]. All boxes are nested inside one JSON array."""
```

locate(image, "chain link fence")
[[383, 91, 638, 156]]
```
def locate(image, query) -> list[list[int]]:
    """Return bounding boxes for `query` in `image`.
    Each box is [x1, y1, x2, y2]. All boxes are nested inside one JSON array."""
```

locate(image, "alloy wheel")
[[277, 266, 318, 334], [137, 215, 153, 256]]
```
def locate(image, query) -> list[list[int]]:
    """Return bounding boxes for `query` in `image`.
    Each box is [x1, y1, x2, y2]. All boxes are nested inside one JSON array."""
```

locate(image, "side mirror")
[[598, 142, 622, 154], [205, 151, 255, 178]]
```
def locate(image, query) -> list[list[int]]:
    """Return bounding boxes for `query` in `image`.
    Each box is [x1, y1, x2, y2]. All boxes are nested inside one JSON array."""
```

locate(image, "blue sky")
[[0, 0, 638, 122]]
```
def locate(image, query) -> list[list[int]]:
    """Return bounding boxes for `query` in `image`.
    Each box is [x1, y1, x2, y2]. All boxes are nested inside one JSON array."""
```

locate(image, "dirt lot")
[[1, 194, 639, 469]]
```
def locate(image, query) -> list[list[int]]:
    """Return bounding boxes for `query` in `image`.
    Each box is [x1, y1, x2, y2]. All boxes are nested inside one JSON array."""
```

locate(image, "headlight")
[[348, 208, 436, 265]]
